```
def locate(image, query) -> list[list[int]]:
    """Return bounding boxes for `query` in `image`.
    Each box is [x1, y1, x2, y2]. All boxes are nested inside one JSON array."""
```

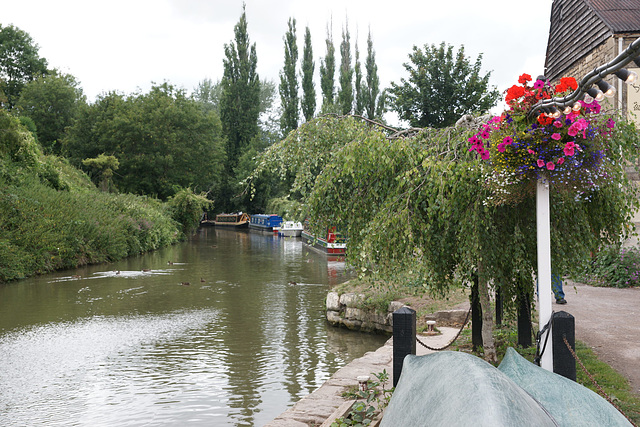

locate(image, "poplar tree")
[[338, 22, 353, 115], [301, 26, 316, 122], [319, 23, 336, 111], [220, 5, 260, 173], [279, 18, 299, 136], [354, 39, 364, 115], [364, 30, 381, 120], [220, 4, 260, 210]]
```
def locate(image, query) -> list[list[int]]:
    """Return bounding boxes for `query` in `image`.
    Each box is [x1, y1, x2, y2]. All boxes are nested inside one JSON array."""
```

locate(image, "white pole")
[[536, 176, 553, 371]]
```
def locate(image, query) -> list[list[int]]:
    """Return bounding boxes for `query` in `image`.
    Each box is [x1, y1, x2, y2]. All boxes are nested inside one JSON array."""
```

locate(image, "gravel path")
[[560, 282, 640, 394]]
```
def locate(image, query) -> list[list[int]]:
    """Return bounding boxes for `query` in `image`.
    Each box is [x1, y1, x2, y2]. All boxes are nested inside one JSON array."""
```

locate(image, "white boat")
[[278, 221, 304, 237]]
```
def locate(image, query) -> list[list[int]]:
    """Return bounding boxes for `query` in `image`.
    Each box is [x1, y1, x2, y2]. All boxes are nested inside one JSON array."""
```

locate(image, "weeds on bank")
[[334, 370, 393, 427]]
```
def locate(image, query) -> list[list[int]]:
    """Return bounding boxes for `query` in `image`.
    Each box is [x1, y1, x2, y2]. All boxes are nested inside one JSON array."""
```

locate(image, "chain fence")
[[416, 307, 471, 351]]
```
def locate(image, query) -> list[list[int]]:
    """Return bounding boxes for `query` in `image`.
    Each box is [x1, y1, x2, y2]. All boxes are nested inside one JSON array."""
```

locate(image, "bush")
[[578, 244, 640, 288]]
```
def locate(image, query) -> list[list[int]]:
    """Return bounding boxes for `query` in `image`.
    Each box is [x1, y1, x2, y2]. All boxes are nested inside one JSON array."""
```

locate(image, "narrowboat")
[[301, 226, 346, 255], [277, 220, 304, 237], [213, 212, 250, 228], [249, 214, 283, 232]]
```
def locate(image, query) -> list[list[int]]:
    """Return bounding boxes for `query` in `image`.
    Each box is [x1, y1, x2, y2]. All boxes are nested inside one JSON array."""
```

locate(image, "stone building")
[[544, 0, 640, 123]]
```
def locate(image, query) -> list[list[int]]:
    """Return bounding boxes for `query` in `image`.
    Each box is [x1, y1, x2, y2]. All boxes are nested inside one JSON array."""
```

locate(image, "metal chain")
[[416, 307, 471, 351], [562, 335, 638, 427]]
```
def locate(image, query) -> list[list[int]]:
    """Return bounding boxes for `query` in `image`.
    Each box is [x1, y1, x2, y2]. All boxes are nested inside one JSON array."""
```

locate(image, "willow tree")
[[251, 113, 639, 361]]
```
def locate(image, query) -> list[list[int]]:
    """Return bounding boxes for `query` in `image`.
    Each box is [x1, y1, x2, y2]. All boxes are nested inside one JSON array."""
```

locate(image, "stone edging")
[[326, 291, 469, 333]]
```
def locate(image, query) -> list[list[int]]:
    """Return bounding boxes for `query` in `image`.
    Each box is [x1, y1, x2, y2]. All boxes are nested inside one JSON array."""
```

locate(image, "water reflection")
[[0, 227, 386, 426]]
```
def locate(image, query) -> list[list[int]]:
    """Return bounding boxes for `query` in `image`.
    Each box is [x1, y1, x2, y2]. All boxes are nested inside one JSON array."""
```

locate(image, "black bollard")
[[495, 285, 503, 327], [552, 311, 576, 381], [517, 289, 533, 348], [471, 276, 483, 351], [393, 307, 416, 387]]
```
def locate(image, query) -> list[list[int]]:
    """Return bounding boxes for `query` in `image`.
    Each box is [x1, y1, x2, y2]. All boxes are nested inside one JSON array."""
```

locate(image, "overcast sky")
[[3, 0, 554, 119]]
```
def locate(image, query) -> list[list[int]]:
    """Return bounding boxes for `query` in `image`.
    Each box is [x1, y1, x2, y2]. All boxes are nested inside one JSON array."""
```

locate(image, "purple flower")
[[534, 80, 545, 89]]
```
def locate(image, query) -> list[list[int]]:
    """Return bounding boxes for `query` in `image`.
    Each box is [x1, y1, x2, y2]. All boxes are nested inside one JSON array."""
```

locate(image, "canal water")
[[0, 227, 387, 426]]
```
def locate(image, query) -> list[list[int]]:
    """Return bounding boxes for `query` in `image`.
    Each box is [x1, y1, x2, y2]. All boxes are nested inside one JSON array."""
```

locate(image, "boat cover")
[[498, 347, 632, 426], [381, 351, 558, 426]]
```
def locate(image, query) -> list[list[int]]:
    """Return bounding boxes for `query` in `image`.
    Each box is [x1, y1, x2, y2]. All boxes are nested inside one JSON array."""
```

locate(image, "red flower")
[[537, 114, 553, 126], [560, 77, 578, 91], [518, 73, 532, 84], [505, 85, 525, 103]]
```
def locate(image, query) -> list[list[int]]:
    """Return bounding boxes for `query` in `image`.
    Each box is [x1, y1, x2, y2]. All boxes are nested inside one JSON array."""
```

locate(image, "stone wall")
[[325, 291, 469, 333]]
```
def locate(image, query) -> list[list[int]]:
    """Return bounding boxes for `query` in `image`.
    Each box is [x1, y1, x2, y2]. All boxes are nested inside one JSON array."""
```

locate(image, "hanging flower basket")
[[469, 74, 616, 204]]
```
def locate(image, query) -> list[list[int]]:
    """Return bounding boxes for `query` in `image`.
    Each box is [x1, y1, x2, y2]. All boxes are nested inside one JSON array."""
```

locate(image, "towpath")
[[560, 281, 640, 393]]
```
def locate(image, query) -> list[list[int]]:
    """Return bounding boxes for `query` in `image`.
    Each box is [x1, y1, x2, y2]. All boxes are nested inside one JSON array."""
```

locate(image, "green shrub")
[[578, 244, 640, 288]]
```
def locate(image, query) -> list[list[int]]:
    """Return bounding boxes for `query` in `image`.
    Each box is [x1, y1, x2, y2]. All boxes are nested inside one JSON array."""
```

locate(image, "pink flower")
[[537, 159, 545, 167], [553, 121, 563, 128], [607, 118, 615, 129], [533, 79, 545, 89], [557, 157, 565, 165], [503, 136, 513, 144], [568, 125, 579, 137], [480, 150, 490, 160], [546, 162, 555, 171], [564, 141, 575, 156], [551, 133, 562, 140], [497, 143, 506, 153], [468, 135, 479, 145], [480, 130, 491, 139], [528, 149, 536, 155]]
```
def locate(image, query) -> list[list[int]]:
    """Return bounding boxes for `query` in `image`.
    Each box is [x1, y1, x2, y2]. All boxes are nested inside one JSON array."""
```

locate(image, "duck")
[[142, 269, 151, 272], [180, 282, 190, 286], [167, 261, 174, 265], [71, 275, 81, 279], [200, 278, 206, 283], [288, 281, 297, 285]]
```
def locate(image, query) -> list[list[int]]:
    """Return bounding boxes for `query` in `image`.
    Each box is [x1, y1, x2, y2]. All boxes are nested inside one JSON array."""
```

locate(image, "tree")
[[279, 17, 299, 136], [389, 42, 500, 128], [354, 39, 364, 115], [16, 70, 86, 154], [63, 84, 226, 200], [301, 26, 316, 122], [220, 4, 260, 174], [82, 154, 119, 192], [0, 24, 48, 110], [338, 21, 353, 115], [192, 78, 223, 115], [364, 30, 381, 120], [319, 23, 336, 112]]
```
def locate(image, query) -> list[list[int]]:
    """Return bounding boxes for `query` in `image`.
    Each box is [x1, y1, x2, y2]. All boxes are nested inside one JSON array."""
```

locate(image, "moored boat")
[[278, 220, 304, 237], [213, 212, 250, 228], [301, 226, 346, 255], [249, 214, 283, 232]]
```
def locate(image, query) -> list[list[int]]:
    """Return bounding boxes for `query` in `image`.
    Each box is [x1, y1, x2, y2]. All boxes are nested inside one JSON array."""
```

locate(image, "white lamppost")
[[529, 37, 640, 372]]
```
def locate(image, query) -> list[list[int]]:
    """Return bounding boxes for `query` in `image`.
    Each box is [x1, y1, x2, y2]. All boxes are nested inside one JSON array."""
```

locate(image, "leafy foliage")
[[338, 23, 353, 115], [0, 112, 181, 282], [279, 18, 299, 136], [320, 25, 336, 112], [63, 83, 226, 200], [166, 187, 212, 235], [363, 31, 381, 121], [16, 70, 86, 154], [301, 26, 316, 122], [389, 42, 500, 128], [253, 114, 639, 311], [577, 244, 640, 288], [0, 24, 48, 109]]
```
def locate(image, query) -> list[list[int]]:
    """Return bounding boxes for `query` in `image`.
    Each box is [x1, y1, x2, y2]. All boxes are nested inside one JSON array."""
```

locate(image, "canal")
[[0, 227, 387, 426]]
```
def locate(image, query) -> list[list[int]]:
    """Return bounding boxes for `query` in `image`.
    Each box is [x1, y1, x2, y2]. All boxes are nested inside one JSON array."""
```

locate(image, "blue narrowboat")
[[249, 214, 283, 232]]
